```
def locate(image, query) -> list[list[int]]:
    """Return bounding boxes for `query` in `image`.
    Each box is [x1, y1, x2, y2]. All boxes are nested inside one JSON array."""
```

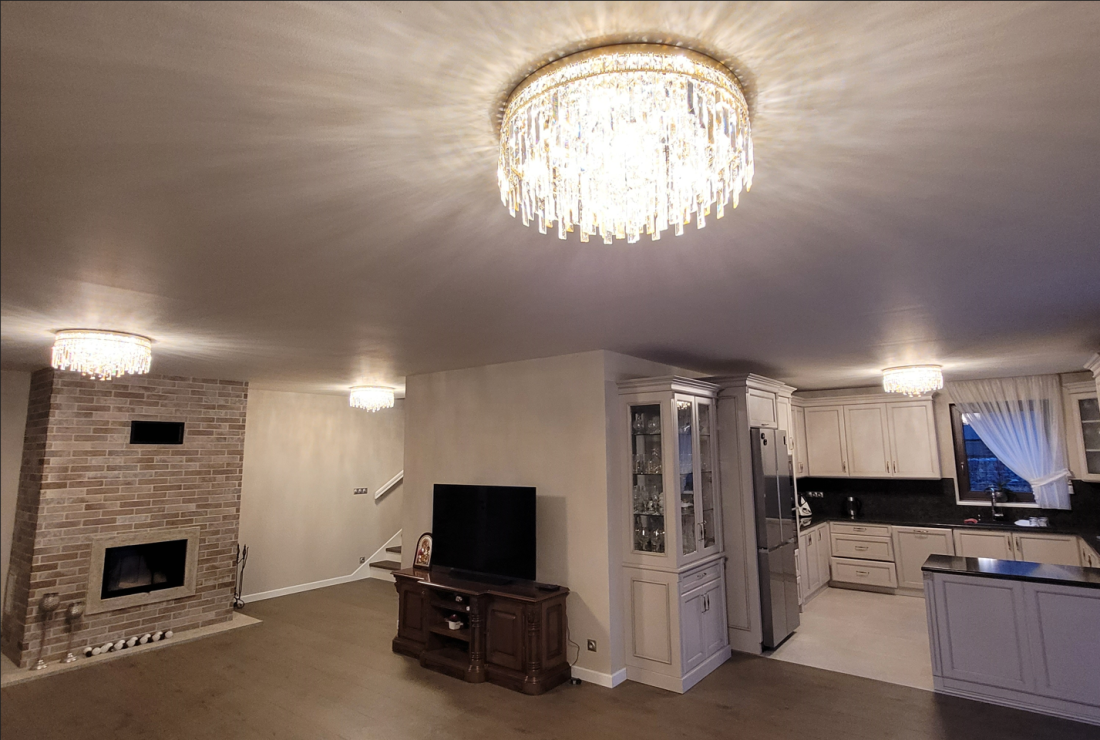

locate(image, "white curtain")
[[948, 374, 1072, 510]]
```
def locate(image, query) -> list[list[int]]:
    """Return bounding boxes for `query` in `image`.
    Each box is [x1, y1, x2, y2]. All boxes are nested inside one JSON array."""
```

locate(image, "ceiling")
[[2, 1, 1098, 394]]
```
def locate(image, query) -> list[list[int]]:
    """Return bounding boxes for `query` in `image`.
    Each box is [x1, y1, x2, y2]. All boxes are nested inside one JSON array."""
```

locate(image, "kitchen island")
[[922, 554, 1100, 725]]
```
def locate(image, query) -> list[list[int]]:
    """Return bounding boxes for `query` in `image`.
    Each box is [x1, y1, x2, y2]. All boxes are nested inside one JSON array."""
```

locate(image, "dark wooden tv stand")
[[392, 567, 571, 695]]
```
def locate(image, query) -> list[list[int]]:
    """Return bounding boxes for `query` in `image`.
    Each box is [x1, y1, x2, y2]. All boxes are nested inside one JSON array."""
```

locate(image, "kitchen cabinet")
[[887, 402, 940, 478], [797, 523, 830, 603], [1012, 532, 1080, 567], [776, 395, 792, 434], [792, 406, 808, 478], [805, 406, 848, 476], [894, 526, 955, 590], [1081, 541, 1100, 569], [747, 388, 778, 428], [843, 404, 891, 477], [1064, 382, 1100, 482], [618, 377, 729, 693], [795, 395, 940, 480], [953, 529, 1015, 559]]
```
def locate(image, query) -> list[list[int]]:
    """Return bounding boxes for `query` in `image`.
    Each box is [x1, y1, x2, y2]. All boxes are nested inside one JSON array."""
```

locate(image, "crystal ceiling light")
[[882, 366, 944, 397], [349, 386, 395, 412], [498, 44, 753, 244], [51, 330, 153, 381]]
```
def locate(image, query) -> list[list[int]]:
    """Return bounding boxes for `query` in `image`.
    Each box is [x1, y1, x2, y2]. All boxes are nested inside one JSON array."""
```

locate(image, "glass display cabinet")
[[618, 376, 729, 693], [620, 377, 722, 569]]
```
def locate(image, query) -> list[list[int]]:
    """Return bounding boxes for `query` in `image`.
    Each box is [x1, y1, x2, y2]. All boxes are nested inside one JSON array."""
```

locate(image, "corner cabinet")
[[1063, 380, 1100, 482], [618, 377, 730, 693]]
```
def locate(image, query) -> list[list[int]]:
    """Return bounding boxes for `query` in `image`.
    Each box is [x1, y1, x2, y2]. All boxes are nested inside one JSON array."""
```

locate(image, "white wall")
[[1, 370, 31, 619], [238, 389, 404, 598], [402, 350, 684, 680]]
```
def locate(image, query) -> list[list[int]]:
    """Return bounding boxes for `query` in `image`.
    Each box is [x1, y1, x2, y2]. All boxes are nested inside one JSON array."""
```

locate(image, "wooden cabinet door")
[[397, 583, 429, 644], [805, 406, 848, 477], [680, 589, 707, 672], [887, 402, 940, 478], [818, 530, 831, 588], [805, 530, 821, 593], [776, 396, 791, 433], [797, 533, 810, 604], [486, 600, 526, 671], [1013, 533, 1081, 566], [844, 404, 891, 478], [701, 581, 727, 658], [792, 406, 809, 478], [954, 530, 1014, 559], [747, 389, 778, 428], [894, 527, 954, 589]]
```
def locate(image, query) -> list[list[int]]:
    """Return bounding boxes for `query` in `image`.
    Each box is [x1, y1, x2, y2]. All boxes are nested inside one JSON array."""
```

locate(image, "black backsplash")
[[798, 477, 1100, 531]]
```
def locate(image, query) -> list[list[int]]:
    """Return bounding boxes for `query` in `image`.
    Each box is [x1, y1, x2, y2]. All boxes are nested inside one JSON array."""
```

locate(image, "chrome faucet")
[[988, 486, 1005, 521]]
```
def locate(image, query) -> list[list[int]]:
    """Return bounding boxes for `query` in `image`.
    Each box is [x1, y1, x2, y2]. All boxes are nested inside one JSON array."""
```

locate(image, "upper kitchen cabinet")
[[795, 394, 941, 480], [1064, 379, 1100, 482]]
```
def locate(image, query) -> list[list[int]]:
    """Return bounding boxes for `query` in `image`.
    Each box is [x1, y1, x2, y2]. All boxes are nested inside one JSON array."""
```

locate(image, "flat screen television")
[[431, 484, 536, 582]]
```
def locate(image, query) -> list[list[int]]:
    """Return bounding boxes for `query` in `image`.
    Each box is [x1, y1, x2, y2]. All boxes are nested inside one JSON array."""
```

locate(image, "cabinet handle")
[[854, 545, 869, 551], [853, 527, 866, 532], [842, 460, 847, 472], [886, 461, 890, 473], [856, 570, 870, 576]]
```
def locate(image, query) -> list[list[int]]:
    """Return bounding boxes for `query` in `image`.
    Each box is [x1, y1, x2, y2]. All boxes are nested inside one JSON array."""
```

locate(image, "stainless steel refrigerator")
[[750, 427, 800, 649]]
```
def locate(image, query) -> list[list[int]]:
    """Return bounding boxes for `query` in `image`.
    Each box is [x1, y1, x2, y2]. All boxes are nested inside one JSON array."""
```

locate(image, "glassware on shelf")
[[633, 413, 645, 434], [646, 415, 661, 434], [647, 450, 662, 474]]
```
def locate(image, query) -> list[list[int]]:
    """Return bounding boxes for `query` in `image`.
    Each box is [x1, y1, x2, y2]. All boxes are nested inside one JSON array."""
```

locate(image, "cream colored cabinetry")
[[1064, 380, 1100, 482], [844, 404, 891, 477], [893, 526, 954, 589], [1012, 533, 1081, 566], [792, 406, 808, 478], [804, 406, 848, 476], [797, 523, 830, 603], [796, 394, 939, 479], [829, 522, 898, 589], [618, 377, 729, 693], [1081, 541, 1100, 569], [886, 402, 939, 478], [953, 529, 1015, 559]]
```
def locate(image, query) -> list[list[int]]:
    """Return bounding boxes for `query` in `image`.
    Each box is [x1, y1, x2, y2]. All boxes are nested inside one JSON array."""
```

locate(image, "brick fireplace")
[[1, 370, 247, 668]]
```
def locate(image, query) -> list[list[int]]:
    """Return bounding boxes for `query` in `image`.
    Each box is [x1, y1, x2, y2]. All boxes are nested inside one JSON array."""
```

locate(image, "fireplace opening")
[[101, 539, 188, 600]]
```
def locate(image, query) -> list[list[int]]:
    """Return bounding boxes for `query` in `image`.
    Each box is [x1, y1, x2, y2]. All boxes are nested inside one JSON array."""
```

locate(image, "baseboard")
[[243, 563, 373, 603], [569, 665, 627, 688]]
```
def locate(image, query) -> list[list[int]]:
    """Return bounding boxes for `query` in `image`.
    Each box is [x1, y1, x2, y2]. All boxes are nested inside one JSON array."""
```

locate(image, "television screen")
[[431, 484, 536, 581]]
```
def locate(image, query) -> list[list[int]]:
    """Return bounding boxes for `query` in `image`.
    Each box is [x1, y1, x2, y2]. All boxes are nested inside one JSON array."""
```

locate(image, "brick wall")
[[0, 370, 247, 667]]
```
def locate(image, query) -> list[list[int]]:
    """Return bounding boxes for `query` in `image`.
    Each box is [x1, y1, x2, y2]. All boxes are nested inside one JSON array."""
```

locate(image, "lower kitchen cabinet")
[[797, 523, 830, 603], [1012, 532, 1081, 566], [953, 529, 1015, 559], [894, 527, 955, 590], [623, 558, 730, 693]]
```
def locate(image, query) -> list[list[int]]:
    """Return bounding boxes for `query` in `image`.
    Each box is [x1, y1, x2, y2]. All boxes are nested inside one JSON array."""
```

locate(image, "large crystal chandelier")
[[882, 366, 943, 397], [51, 330, 153, 381], [498, 44, 753, 243], [349, 386, 395, 412]]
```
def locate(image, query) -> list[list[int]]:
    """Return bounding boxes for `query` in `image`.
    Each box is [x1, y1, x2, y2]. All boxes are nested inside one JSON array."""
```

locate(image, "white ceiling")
[[2, 2, 1098, 393]]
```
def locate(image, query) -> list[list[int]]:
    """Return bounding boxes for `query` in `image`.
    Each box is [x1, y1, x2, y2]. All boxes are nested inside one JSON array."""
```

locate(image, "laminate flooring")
[[2, 578, 1094, 740], [769, 586, 934, 690]]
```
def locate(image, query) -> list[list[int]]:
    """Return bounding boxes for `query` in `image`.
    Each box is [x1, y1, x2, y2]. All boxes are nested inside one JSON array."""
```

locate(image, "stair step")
[[370, 559, 401, 571], [386, 546, 402, 554]]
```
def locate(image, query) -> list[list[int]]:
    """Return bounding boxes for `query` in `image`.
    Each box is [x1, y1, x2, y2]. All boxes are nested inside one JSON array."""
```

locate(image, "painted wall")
[[402, 350, 684, 681], [1, 370, 31, 620], [238, 389, 404, 598]]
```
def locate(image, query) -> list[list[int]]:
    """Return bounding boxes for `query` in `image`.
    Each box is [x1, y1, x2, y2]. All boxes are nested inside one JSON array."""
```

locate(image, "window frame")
[[949, 404, 1038, 507]]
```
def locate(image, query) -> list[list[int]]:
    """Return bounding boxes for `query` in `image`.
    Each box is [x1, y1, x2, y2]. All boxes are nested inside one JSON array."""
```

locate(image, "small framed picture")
[[413, 532, 433, 569]]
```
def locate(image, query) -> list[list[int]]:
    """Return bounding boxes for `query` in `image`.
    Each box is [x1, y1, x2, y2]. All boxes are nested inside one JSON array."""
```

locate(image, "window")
[[949, 404, 1035, 504]]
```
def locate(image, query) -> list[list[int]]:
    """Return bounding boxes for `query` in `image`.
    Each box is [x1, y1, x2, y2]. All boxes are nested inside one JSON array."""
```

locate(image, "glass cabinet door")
[[697, 399, 717, 549], [630, 403, 665, 554], [677, 399, 697, 556], [1079, 397, 1100, 475]]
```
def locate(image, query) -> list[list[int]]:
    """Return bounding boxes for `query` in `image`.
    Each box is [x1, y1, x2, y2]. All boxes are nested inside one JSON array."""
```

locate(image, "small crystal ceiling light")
[[51, 330, 153, 381], [882, 366, 943, 397], [349, 386, 395, 412], [498, 44, 753, 244]]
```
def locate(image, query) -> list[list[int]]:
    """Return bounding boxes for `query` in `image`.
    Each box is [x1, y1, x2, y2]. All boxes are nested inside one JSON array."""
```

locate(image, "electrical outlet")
[[587, 639, 597, 652], [359, 556, 366, 564], [804, 490, 824, 498], [353, 487, 369, 495]]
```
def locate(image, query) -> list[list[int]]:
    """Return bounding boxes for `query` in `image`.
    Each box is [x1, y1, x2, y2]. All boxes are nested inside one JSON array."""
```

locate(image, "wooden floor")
[[1, 578, 1093, 740]]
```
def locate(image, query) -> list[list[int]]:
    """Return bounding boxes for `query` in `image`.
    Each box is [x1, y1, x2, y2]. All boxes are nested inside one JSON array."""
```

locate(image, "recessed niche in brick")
[[129, 420, 185, 444]]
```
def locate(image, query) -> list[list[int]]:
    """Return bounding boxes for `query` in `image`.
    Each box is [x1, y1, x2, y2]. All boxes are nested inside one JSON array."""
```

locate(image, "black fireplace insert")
[[101, 539, 188, 600]]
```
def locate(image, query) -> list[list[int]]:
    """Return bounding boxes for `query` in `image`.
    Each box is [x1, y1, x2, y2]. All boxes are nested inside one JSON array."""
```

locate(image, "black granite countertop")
[[921, 554, 1100, 589]]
